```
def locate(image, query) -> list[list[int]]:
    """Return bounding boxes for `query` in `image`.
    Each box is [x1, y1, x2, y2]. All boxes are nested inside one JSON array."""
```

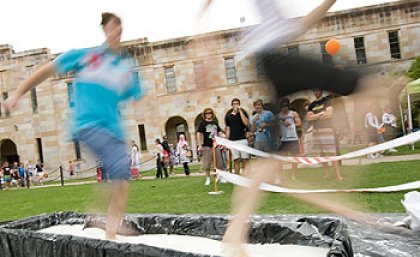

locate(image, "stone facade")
[[0, 0, 419, 167]]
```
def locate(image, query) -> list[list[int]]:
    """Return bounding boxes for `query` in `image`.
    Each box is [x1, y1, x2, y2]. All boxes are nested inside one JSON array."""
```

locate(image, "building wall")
[[0, 0, 418, 167]]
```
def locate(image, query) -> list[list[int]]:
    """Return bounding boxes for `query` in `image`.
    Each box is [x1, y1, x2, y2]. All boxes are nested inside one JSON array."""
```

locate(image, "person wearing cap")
[[307, 89, 344, 180], [277, 98, 301, 180]]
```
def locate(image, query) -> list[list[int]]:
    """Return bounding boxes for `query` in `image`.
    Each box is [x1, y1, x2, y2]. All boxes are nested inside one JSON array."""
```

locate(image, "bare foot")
[[336, 176, 344, 181]]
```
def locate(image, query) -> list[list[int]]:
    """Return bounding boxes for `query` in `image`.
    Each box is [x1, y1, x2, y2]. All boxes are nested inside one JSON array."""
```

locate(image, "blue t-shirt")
[[18, 167, 25, 177], [252, 110, 275, 143], [53, 43, 142, 140]]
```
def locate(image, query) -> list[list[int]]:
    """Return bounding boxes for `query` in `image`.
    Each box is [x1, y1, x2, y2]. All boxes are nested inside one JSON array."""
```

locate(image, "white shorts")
[[230, 139, 251, 160]]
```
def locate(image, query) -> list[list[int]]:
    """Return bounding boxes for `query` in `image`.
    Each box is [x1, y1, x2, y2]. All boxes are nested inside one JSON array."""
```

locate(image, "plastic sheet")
[[0, 212, 352, 257]]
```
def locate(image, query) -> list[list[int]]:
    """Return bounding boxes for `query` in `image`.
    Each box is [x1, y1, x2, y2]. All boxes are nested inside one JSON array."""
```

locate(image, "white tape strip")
[[216, 170, 420, 193], [215, 131, 420, 164]]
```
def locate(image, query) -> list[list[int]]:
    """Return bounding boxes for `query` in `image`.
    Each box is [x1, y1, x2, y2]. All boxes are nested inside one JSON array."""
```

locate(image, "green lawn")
[[0, 161, 419, 222], [340, 142, 420, 155]]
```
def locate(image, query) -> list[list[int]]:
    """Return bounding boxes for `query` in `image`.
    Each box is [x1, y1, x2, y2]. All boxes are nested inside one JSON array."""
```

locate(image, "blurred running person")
[[5, 12, 143, 240]]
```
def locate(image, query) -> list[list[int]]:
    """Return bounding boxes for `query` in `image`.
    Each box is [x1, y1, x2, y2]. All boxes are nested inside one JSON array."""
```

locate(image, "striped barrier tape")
[[215, 131, 420, 164], [216, 169, 420, 193]]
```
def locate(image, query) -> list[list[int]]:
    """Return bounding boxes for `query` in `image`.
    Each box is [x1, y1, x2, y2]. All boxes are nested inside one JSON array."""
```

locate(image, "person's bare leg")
[[234, 159, 241, 175], [292, 163, 298, 180], [333, 161, 344, 181], [322, 163, 331, 178], [105, 180, 129, 240], [241, 159, 250, 175], [223, 158, 278, 256]]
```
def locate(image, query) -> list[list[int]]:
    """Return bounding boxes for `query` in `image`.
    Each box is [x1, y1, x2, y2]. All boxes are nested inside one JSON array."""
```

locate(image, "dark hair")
[[279, 98, 290, 108], [155, 138, 161, 144], [231, 98, 240, 105], [101, 12, 121, 27]]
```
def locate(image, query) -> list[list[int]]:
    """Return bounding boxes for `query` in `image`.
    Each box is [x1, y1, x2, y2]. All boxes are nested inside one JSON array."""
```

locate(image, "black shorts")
[[262, 53, 361, 98], [278, 141, 300, 156]]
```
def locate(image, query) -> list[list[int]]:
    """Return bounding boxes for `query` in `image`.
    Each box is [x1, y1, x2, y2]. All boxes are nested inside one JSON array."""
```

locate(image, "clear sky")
[[0, 0, 398, 54]]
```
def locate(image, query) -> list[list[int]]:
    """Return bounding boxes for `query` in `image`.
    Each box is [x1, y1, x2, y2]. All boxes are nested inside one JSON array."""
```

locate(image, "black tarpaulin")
[[0, 212, 353, 257]]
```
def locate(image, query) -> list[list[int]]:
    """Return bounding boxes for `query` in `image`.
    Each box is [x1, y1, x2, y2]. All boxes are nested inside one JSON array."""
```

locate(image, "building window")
[[138, 124, 147, 151], [36, 138, 44, 163], [30, 87, 38, 113], [2, 92, 10, 117], [67, 82, 75, 107], [165, 66, 176, 93], [255, 54, 266, 79], [194, 61, 207, 88], [388, 31, 401, 59], [354, 37, 367, 64], [320, 41, 333, 65], [225, 57, 237, 84], [74, 139, 82, 160], [287, 46, 299, 57]]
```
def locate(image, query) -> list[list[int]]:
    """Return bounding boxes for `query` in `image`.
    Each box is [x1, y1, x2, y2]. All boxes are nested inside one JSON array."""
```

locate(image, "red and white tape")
[[216, 169, 420, 193], [215, 131, 420, 164]]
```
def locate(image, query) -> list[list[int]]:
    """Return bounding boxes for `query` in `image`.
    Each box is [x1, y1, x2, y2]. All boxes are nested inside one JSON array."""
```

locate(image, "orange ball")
[[325, 38, 341, 56]]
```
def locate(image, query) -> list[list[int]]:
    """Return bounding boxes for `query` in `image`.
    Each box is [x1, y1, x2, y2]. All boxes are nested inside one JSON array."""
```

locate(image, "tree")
[[407, 57, 420, 80]]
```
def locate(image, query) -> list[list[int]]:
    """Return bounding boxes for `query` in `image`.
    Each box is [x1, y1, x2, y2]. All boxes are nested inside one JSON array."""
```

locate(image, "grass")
[[0, 161, 419, 222], [340, 142, 420, 155]]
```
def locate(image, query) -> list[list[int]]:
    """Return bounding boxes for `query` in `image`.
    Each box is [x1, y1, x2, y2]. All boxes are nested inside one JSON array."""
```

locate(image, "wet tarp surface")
[[0, 212, 352, 257], [261, 214, 420, 257]]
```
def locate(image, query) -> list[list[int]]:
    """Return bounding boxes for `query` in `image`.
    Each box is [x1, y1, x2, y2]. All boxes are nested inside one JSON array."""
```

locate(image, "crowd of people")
[[0, 160, 45, 190], [193, 92, 401, 185]]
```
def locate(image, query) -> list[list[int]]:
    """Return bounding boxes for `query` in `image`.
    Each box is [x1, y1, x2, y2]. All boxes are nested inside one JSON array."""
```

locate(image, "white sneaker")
[[389, 148, 398, 152], [219, 177, 228, 183], [204, 177, 211, 186]]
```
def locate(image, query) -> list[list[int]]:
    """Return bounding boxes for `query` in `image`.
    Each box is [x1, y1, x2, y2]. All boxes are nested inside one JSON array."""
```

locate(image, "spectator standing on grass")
[[365, 105, 385, 158], [2, 162, 12, 190], [36, 160, 45, 185], [277, 98, 301, 180], [130, 140, 141, 170], [155, 138, 168, 179], [18, 162, 25, 188], [197, 107, 222, 186], [26, 160, 36, 187], [251, 99, 276, 152], [382, 105, 398, 152], [161, 136, 174, 175], [307, 89, 344, 181], [177, 134, 191, 176], [68, 160, 75, 176], [11, 162, 20, 187], [225, 98, 250, 175]]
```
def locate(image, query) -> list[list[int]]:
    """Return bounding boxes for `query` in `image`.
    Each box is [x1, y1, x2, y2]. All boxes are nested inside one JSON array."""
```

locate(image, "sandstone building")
[[0, 0, 418, 168]]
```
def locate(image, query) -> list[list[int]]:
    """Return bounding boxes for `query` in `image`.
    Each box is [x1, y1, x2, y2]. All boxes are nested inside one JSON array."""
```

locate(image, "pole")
[[60, 165, 64, 186], [212, 139, 219, 193], [208, 138, 224, 195], [399, 104, 406, 134]]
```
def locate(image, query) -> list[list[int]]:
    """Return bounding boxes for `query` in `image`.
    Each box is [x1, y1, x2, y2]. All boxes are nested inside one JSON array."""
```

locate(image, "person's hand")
[[253, 114, 259, 123], [283, 120, 292, 126], [4, 93, 20, 111]]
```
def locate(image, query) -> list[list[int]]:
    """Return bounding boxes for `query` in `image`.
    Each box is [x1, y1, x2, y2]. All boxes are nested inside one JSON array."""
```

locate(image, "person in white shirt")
[[365, 105, 385, 158], [382, 106, 398, 152]]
